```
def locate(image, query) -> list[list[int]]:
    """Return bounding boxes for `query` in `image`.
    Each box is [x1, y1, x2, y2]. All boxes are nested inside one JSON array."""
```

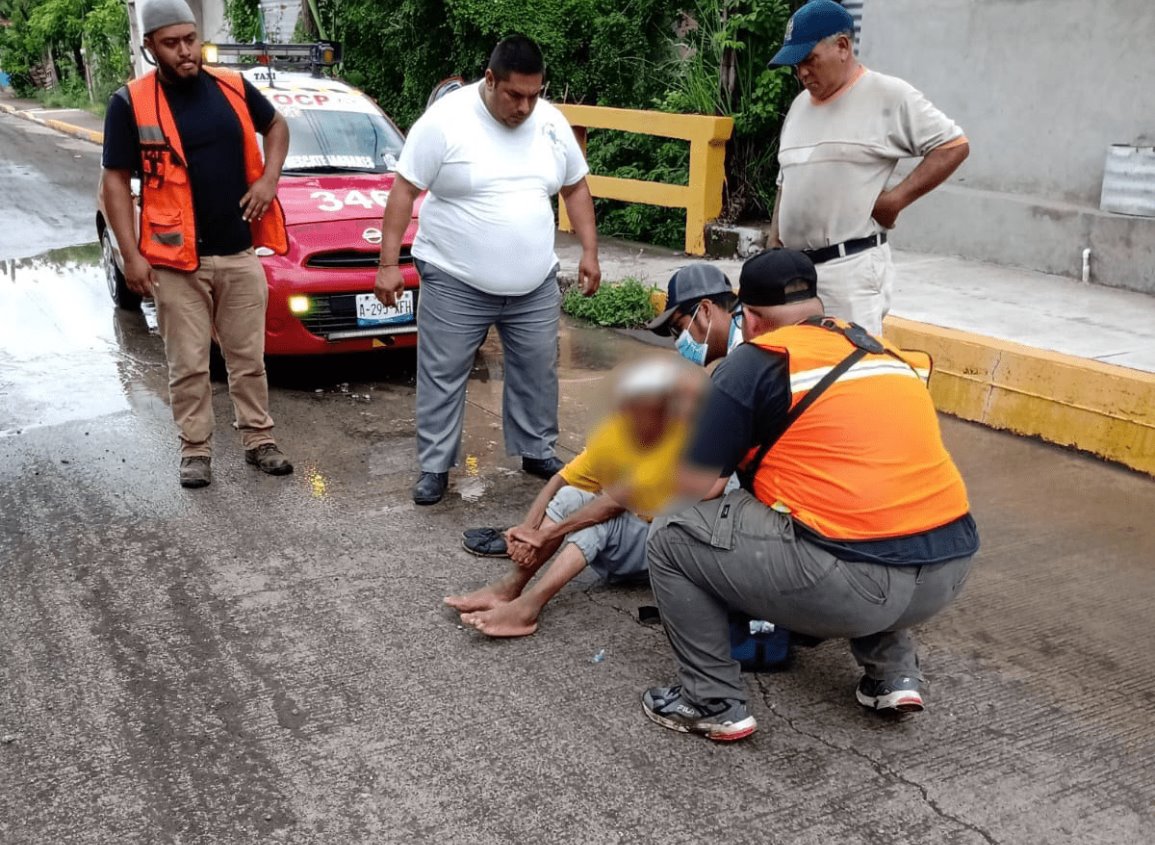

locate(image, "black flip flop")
[[462, 528, 510, 558]]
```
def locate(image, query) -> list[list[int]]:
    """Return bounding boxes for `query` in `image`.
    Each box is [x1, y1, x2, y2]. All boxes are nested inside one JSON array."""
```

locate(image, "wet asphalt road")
[[2, 110, 1155, 844]]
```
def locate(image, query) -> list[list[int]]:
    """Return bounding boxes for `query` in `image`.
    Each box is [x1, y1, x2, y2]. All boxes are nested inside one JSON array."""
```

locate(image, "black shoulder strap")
[[739, 344, 867, 490]]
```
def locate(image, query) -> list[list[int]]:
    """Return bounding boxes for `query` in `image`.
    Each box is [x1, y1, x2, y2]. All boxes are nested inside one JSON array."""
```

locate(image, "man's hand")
[[374, 264, 405, 307], [578, 249, 601, 297], [240, 175, 279, 223], [507, 525, 550, 550], [871, 189, 904, 230], [123, 251, 157, 297]]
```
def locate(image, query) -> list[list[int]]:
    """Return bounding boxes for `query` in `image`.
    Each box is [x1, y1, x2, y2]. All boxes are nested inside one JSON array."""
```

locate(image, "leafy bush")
[[562, 278, 658, 327]]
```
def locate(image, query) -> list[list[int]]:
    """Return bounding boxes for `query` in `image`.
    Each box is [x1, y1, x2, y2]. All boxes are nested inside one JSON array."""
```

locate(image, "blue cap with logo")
[[768, 0, 855, 67], [645, 263, 733, 337]]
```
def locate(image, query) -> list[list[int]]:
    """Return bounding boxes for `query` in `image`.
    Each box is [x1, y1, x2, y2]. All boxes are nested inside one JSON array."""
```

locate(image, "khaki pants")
[[153, 250, 275, 458], [814, 243, 896, 336]]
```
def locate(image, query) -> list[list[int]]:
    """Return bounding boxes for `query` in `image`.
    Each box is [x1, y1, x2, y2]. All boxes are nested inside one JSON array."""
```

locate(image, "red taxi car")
[[97, 62, 422, 355]]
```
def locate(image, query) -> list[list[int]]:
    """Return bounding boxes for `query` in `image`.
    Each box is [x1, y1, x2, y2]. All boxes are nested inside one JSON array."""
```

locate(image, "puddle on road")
[[0, 243, 168, 436], [0, 241, 675, 505]]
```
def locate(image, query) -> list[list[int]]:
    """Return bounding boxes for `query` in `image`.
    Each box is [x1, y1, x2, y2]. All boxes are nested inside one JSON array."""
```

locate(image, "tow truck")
[[97, 42, 424, 355]]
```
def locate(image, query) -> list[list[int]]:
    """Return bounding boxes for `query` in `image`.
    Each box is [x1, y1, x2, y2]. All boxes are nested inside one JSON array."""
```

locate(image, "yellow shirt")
[[559, 413, 687, 522]]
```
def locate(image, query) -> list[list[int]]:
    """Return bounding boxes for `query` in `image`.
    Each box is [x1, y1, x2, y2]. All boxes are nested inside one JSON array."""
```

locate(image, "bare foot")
[[460, 598, 541, 638], [443, 580, 521, 613]]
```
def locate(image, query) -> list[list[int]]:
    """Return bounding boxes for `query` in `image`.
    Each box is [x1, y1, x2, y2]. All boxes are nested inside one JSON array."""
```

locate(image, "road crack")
[[753, 676, 999, 844]]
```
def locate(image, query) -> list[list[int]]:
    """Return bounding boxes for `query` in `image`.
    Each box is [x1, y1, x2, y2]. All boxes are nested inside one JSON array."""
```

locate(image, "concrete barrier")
[[885, 316, 1155, 476]]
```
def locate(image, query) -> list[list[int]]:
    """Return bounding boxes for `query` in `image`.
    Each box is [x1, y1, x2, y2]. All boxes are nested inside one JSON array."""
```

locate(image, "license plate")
[[355, 291, 414, 326]]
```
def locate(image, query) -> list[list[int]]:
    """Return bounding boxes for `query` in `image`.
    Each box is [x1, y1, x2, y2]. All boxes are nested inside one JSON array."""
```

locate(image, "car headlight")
[[288, 295, 311, 315]]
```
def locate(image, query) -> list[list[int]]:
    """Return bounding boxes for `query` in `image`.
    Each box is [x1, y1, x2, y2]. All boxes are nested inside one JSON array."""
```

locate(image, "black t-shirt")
[[687, 342, 979, 566], [102, 72, 277, 257]]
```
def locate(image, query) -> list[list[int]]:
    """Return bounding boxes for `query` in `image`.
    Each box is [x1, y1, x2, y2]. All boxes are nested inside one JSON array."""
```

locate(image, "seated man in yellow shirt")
[[445, 358, 695, 638]]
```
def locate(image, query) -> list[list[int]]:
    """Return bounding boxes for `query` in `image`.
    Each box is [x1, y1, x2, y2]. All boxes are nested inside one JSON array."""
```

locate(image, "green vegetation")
[[0, 0, 131, 106], [562, 278, 659, 328]]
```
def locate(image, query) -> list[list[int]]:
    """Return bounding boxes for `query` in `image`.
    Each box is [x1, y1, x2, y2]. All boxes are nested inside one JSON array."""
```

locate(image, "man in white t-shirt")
[[767, 0, 970, 335], [374, 35, 601, 505]]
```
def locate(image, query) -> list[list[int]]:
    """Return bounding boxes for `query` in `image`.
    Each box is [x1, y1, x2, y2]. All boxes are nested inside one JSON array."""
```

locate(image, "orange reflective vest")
[[740, 319, 970, 541], [126, 67, 288, 271]]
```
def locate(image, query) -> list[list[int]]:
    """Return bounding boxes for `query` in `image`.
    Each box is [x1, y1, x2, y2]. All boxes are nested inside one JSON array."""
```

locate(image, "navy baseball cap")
[[738, 249, 818, 306], [768, 0, 855, 67], [645, 263, 733, 336]]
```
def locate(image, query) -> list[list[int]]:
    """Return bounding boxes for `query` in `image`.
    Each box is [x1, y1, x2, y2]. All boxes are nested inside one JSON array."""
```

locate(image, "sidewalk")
[[556, 234, 1155, 476], [0, 91, 105, 144]]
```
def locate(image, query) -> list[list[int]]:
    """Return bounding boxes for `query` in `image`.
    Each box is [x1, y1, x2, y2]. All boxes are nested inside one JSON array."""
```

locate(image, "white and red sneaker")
[[856, 675, 925, 713]]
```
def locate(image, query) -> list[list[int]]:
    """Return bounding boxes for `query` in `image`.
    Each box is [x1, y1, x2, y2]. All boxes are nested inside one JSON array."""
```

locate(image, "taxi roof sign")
[[201, 41, 342, 76]]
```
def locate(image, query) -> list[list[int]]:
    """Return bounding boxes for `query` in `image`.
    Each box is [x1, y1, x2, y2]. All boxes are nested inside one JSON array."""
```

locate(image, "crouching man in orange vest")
[[100, 0, 292, 488], [641, 249, 979, 742]]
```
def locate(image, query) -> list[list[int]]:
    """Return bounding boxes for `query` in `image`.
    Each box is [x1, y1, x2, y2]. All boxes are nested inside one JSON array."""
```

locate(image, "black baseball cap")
[[645, 263, 734, 337], [738, 249, 819, 306]]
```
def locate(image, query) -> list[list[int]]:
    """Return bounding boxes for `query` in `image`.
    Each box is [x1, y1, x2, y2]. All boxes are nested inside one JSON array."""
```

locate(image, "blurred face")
[[795, 34, 853, 100], [146, 23, 201, 82], [623, 397, 670, 449], [483, 70, 543, 127]]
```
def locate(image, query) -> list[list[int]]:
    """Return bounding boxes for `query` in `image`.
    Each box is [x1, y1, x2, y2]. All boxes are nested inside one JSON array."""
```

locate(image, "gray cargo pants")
[[414, 260, 560, 473], [648, 489, 974, 704]]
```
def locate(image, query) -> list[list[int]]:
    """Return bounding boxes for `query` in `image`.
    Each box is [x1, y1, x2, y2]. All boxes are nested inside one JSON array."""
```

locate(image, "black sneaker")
[[521, 456, 565, 480], [412, 471, 449, 505], [856, 676, 925, 713], [179, 456, 211, 489], [245, 443, 293, 476], [642, 685, 757, 742]]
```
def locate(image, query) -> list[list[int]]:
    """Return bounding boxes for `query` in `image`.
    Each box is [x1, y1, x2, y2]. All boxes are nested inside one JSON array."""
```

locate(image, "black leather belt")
[[802, 232, 887, 265]]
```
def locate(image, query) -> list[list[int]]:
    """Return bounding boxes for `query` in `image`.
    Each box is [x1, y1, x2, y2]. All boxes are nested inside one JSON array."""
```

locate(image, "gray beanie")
[[141, 0, 197, 35]]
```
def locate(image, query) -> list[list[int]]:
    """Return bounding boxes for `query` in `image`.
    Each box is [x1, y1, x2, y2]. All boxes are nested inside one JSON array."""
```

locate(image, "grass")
[[562, 277, 659, 328]]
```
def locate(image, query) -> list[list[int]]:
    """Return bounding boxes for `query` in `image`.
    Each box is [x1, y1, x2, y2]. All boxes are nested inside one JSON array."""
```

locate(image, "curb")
[[884, 316, 1155, 477], [0, 101, 104, 145]]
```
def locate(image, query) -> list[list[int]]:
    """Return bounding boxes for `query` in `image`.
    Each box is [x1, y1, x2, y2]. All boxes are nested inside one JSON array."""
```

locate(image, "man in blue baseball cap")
[[766, 0, 970, 335], [645, 263, 742, 367]]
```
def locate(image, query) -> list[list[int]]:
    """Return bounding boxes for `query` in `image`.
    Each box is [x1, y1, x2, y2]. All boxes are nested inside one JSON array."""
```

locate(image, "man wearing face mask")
[[645, 264, 742, 366]]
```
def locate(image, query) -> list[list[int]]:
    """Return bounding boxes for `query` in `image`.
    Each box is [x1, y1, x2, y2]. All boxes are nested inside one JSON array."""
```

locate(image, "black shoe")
[[412, 471, 449, 505], [521, 456, 565, 480], [856, 675, 925, 713]]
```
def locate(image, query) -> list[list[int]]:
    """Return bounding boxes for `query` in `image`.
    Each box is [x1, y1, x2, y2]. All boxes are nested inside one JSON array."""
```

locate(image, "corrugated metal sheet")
[[1100, 145, 1155, 217]]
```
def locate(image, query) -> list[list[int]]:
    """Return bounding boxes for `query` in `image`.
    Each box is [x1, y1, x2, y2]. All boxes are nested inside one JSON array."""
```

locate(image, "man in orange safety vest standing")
[[100, 0, 293, 488], [641, 248, 979, 742]]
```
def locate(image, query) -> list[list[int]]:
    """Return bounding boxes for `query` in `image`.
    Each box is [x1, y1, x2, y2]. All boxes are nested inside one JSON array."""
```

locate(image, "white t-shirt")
[[396, 82, 589, 296], [777, 68, 964, 249]]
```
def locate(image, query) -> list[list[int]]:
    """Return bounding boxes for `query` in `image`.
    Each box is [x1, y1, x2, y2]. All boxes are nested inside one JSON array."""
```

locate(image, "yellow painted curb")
[[884, 316, 1155, 477], [0, 102, 104, 145]]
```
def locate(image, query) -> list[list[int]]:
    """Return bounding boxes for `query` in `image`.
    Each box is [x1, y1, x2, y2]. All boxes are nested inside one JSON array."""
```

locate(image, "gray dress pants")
[[648, 489, 974, 704], [414, 260, 561, 473]]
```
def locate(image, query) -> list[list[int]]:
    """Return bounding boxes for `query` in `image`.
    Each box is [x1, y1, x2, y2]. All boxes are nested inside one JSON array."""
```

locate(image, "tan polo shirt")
[[777, 67, 965, 250]]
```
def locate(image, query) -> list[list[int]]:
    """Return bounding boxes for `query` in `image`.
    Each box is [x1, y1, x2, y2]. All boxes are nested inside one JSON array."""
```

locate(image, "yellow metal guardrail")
[[556, 105, 734, 255]]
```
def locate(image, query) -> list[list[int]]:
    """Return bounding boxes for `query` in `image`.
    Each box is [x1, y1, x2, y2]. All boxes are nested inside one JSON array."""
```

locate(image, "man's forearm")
[[888, 142, 969, 211], [378, 186, 417, 264], [101, 170, 141, 260], [260, 114, 289, 181], [560, 178, 598, 253], [545, 494, 625, 541], [522, 474, 567, 530]]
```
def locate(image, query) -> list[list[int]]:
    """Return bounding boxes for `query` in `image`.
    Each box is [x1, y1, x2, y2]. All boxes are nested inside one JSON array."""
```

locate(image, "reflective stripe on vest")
[[126, 68, 288, 271], [742, 319, 969, 541]]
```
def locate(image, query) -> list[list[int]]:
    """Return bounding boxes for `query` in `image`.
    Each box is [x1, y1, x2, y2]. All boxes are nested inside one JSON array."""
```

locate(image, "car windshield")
[[281, 108, 404, 174]]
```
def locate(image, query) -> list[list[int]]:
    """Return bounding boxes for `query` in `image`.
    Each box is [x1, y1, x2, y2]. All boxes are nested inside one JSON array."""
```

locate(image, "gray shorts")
[[546, 486, 650, 583]]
